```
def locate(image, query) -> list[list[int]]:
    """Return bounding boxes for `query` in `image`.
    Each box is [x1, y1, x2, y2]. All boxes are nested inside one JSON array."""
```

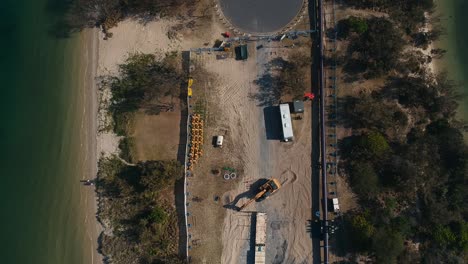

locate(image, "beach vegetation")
[[55, 0, 195, 37], [109, 53, 182, 114], [337, 16, 368, 39], [118, 136, 135, 163], [343, 0, 434, 33], [334, 1, 468, 262], [97, 156, 184, 263], [342, 17, 404, 78]]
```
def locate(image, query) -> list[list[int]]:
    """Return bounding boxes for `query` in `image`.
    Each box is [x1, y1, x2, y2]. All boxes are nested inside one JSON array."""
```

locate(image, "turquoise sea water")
[[435, 0, 468, 119], [0, 0, 91, 263]]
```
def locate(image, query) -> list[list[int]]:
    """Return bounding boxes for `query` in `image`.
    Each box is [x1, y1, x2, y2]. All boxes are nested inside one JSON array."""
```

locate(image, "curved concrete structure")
[[219, 0, 304, 34]]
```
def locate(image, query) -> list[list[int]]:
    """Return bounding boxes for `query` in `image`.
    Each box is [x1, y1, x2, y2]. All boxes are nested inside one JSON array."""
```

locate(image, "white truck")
[[254, 213, 267, 264]]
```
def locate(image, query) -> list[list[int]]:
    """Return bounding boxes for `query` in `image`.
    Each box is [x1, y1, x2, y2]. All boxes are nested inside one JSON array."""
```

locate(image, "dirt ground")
[[186, 30, 315, 263], [131, 98, 182, 162], [97, 0, 320, 262]]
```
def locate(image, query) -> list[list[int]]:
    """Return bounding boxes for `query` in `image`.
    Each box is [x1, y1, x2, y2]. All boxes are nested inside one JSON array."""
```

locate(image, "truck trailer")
[[254, 213, 267, 264], [279, 104, 294, 141]]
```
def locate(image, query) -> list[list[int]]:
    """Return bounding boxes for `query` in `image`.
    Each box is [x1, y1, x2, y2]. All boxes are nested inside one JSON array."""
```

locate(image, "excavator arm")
[[237, 190, 266, 211]]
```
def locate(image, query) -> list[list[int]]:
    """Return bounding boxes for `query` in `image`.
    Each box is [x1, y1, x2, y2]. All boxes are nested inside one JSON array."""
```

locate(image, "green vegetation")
[[342, 17, 404, 78], [97, 156, 183, 263], [109, 53, 182, 118], [335, 1, 468, 263], [119, 137, 136, 163], [105, 52, 183, 165], [96, 52, 185, 263], [343, 0, 434, 33], [56, 0, 194, 37], [337, 16, 368, 39]]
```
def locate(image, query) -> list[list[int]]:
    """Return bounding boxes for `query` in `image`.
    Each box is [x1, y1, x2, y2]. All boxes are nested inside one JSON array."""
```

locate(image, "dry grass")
[[131, 100, 181, 162]]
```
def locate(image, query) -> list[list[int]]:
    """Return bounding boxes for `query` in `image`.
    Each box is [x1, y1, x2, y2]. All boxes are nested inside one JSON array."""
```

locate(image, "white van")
[[216, 136, 224, 148]]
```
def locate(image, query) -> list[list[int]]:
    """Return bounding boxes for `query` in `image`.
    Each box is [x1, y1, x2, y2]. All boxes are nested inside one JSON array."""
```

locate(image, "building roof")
[[292, 100, 304, 113], [280, 104, 294, 139]]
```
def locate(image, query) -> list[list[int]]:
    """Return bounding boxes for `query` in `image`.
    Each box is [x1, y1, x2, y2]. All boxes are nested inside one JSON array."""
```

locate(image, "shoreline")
[[433, 0, 468, 123], [80, 27, 103, 264]]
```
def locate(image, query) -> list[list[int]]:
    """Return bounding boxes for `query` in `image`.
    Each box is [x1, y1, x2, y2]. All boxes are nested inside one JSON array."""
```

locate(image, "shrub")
[[148, 206, 168, 224]]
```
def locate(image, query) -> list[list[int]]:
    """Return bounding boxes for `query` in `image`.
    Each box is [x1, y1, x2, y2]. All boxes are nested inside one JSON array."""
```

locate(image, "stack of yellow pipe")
[[187, 114, 204, 171]]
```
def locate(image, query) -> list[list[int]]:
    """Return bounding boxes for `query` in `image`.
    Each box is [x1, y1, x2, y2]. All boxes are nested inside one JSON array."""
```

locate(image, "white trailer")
[[332, 198, 340, 212], [254, 213, 267, 264], [279, 104, 294, 141]]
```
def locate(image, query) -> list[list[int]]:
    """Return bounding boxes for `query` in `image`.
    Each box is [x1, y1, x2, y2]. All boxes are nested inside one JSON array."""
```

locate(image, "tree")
[[455, 221, 468, 252], [383, 73, 459, 118], [139, 160, 182, 191], [337, 16, 368, 39], [341, 95, 408, 133], [372, 228, 404, 264], [433, 225, 457, 248], [345, 213, 375, 252], [148, 206, 168, 224], [365, 131, 390, 156], [345, 17, 404, 77], [349, 162, 380, 198], [60, 0, 192, 37], [110, 53, 183, 115]]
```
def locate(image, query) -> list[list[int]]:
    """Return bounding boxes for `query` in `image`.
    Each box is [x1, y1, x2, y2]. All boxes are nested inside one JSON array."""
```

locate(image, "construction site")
[[180, 1, 327, 262], [184, 39, 316, 263], [93, 0, 352, 262]]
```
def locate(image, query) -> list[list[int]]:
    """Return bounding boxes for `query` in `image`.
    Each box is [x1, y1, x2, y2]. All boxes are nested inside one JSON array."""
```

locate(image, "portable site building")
[[235, 44, 248, 60], [292, 100, 304, 113], [279, 104, 294, 141]]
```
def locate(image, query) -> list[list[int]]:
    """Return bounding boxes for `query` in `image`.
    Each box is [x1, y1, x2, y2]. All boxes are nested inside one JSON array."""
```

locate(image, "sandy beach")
[[79, 28, 102, 264]]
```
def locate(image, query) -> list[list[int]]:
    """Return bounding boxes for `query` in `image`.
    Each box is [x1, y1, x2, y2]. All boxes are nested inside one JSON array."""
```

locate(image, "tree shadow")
[[334, 96, 359, 128], [174, 50, 190, 259], [223, 179, 270, 211], [250, 73, 282, 107], [97, 232, 111, 264], [329, 217, 352, 258], [174, 178, 187, 259]]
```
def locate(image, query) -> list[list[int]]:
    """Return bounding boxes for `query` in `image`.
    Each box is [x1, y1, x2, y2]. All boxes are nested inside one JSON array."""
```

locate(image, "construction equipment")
[[237, 179, 281, 211]]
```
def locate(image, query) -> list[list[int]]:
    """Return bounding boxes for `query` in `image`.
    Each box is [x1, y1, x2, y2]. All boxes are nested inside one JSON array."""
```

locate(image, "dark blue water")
[[219, 0, 304, 33], [0, 0, 89, 263]]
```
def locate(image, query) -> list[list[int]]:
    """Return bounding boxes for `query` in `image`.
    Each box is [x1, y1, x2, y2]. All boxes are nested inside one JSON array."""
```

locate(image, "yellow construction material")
[[187, 113, 204, 171], [188, 77, 193, 88]]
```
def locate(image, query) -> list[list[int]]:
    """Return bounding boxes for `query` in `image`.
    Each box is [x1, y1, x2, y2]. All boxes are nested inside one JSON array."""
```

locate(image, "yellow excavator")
[[237, 178, 282, 211]]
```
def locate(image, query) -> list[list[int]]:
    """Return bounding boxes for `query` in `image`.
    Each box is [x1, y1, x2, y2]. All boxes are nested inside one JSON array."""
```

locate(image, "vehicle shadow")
[[263, 106, 282, 140]]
